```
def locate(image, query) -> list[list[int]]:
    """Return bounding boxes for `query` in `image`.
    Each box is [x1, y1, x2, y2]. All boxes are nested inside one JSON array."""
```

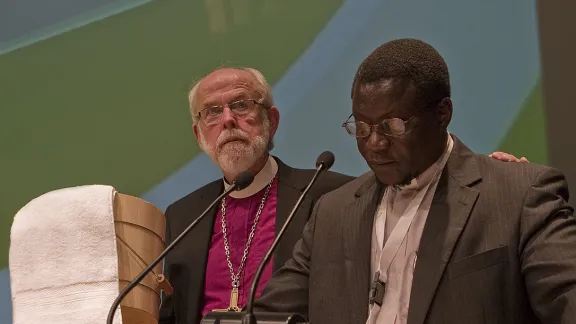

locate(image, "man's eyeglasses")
[[342, 114, 417, 137], [196, 99, 265, 125]]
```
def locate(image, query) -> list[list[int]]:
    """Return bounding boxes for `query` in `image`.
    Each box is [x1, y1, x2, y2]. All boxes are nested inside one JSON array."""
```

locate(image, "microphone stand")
[[202, 154, 333, 324], [242, 162, 328, 324], [106, 182, 243, 324]]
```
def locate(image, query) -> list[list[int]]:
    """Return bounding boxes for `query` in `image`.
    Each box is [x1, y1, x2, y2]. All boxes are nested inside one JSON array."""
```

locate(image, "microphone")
[[201, 151, 336, 324], [106, 170, 254, 324], [315, 151, 335, 170]]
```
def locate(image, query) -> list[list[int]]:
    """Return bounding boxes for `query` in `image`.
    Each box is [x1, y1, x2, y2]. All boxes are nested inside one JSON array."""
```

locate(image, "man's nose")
[[221, 107, 237, 129], [365, 129, 390, 151]]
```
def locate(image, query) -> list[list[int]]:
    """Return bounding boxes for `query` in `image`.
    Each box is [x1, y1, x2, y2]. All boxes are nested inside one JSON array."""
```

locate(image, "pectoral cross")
[[212, 287, 242, 312]]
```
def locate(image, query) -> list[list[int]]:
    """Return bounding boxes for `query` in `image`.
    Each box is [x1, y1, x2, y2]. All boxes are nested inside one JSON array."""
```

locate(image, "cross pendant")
[[212, 287, 242, 312]]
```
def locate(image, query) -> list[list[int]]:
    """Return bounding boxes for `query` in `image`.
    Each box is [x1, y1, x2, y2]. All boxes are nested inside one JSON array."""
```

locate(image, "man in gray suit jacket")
[[254, 39, 576, 323]]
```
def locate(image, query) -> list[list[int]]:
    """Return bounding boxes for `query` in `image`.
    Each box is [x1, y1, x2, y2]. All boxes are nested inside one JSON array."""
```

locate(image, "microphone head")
[[316, 151, 335, 170], [232, 171, 254, 190]]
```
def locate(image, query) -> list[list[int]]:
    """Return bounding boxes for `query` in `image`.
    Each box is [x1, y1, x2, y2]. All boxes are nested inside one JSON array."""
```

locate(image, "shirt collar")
[[223, 155, 278, 198]]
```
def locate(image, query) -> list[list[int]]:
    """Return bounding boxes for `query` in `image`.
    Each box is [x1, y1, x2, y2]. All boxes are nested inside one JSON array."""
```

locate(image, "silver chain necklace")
[[220, 179, 273, 289]]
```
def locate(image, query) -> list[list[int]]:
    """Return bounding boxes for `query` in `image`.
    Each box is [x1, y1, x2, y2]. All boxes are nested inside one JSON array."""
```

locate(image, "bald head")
[[188, 67, 274, 121]]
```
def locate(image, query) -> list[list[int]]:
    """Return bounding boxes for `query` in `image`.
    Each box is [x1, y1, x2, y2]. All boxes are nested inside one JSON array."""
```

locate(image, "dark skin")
[[352, 78, 453, 186]]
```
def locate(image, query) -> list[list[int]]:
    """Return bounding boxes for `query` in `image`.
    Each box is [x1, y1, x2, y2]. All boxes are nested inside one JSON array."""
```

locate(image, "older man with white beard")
[[158, 67, 355, 324]]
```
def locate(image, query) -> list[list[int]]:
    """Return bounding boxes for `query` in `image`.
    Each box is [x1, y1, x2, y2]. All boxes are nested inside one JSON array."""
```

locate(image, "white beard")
[[198, 118, 270, 177]]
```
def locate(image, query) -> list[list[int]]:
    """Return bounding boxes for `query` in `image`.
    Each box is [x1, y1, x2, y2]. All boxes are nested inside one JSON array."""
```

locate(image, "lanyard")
[[376, 139, 451, 282], [376, 181, 431, 283], [367, 138, 452, 323], [367, 185, 430, 324]]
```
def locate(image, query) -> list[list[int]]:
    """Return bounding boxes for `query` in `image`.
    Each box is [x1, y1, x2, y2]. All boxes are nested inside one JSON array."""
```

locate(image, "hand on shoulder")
[[489, 151, 529, 163]]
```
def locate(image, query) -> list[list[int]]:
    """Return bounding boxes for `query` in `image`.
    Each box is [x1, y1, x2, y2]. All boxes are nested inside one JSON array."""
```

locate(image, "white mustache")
[[216, 129, 251, 148]]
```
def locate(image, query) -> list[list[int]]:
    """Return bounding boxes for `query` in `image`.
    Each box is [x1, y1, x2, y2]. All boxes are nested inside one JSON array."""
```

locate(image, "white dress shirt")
[[368, 134, 454, 324]]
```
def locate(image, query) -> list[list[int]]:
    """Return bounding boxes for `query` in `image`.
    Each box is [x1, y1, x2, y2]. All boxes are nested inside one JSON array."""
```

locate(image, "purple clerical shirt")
[[201, 177, 278, 315]]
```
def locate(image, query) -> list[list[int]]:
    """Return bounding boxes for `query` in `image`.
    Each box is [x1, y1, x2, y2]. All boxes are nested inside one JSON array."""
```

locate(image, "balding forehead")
[[198, 69, 256, 94], [193, 69, 259, 110], [204, 68, 253, 85]]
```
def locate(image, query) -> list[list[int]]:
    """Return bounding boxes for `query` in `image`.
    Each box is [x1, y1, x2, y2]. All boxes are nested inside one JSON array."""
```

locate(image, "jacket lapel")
[[407, 138, 481, 324], [187, 181, 222, 323], [273, 158, 311, 270], [343, 174, 383, 324]]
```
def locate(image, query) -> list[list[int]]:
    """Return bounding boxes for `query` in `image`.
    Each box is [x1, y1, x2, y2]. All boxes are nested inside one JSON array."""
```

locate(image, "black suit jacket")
[[159, 156, 354, 324], [255, 136, 576, 324]]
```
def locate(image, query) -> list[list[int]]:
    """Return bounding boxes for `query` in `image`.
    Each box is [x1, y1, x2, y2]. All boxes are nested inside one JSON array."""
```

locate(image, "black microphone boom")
[[106, 170, 254, 324], [245, 151, 335, 321], [202, 151, 336, 324]]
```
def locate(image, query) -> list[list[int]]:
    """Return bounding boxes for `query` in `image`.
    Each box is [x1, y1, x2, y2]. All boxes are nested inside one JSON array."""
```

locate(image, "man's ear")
[[436, 97, 453, 128], [267, 106, 280, 138], [193, 123, 204, 150]]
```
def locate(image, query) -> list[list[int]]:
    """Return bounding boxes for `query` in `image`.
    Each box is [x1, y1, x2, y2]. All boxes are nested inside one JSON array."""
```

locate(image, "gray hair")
[[188, 67, 276, 151], [188, 67, 274, 122]]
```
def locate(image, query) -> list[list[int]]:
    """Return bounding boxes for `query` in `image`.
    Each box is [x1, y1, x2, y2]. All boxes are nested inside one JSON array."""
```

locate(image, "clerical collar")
[[393, 132, 454, 192], [223, 156, 278, 198]]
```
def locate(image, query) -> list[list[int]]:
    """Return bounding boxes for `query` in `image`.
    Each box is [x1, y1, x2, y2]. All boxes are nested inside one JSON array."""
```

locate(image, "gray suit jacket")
[[255, 136, 576, 324]]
